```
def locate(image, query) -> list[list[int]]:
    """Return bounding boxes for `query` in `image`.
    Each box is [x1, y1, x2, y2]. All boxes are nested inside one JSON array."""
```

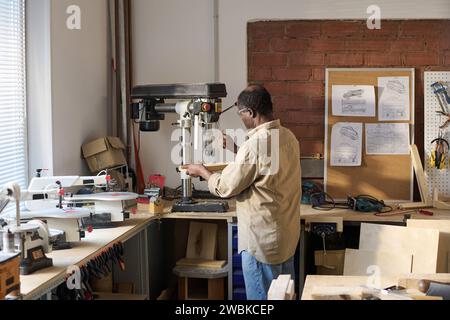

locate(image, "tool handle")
[[418, 280, 450, 293]]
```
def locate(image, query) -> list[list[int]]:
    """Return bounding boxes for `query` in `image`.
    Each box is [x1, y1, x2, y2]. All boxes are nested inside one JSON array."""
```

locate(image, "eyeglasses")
[[221, 102, 251, 116], [237, 108, 251, 116]]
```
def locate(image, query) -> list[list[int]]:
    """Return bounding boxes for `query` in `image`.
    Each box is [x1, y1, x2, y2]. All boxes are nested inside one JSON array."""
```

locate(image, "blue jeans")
[[241, 251, 295, 300]]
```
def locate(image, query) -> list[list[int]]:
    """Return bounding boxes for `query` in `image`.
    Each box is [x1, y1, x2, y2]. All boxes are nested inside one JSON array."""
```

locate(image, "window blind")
[[0, 0, 27, 209]]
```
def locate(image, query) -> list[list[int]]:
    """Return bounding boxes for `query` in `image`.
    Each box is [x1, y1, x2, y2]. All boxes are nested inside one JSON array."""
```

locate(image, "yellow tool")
[[430, 136, 449, 169]]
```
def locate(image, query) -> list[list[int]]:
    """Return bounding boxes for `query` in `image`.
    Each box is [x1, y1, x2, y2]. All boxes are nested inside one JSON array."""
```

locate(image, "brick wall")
[[248, 20, 450, 156]]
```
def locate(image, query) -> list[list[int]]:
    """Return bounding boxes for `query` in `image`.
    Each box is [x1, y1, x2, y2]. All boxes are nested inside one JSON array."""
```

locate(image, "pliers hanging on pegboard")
[[431, 82, 450, 129]]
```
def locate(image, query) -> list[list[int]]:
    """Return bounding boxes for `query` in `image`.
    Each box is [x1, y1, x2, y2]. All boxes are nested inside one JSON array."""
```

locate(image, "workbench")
[[19, 214, 157, 300], [301, 274, 450, 300], [17, 200, 450, 301]]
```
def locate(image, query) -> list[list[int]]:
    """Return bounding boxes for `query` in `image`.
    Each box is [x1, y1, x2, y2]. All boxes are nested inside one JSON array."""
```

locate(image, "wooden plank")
[[186, 222, 218, 261], [208, 278, 225, 300], [343, 249, 412, 276], [407, 219, 450, 273], [268, 275, 292, 300], [410, 144, 432, 205], [176, 258, 226, 269], [359, 223, 440, 273], [179, 163, 229, 173]]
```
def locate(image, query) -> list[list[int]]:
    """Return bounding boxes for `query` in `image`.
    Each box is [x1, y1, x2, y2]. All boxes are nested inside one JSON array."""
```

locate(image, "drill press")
[[131, 83, 229, 213]]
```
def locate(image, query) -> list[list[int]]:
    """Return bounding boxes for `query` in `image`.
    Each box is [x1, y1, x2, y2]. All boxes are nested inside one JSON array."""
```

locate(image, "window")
[[0, 0, 27, 202]]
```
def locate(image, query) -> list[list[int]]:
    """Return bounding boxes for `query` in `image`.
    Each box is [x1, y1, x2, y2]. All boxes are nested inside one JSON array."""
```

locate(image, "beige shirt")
[[208, 120, 301, 264]]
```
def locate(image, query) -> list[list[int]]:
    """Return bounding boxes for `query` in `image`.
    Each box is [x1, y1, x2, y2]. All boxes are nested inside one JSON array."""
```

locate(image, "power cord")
[[311, 192, 392, 213]]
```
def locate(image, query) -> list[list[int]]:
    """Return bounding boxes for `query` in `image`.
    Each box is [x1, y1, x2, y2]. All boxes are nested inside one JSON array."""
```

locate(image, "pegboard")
[[424, 72, 450, 199]]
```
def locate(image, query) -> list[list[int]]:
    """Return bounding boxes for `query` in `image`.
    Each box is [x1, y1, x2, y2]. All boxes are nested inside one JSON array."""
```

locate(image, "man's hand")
[[184, 164, 213, 181]]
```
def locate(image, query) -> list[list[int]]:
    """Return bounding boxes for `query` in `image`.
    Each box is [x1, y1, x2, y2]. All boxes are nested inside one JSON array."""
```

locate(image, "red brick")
[[312, 68, 325, 81], [248, 67, 272, 81], [347, 40, 390, 51], [289, 53, 325, 66], [366, 53, 401, 66], [287, 110, 324, 124], [298, 139, 324, 155], [310, 97, 325, 110], [363, 20, 400, 38], [327, 53, 363, 66], [289, 125, 324, 139], [248, 22, 285, 39], [404, 52, 440, 66], [445, 52, 450, 66], [285, 21, 321, 38], [249, 39, 270, 52], [271, 38, 308, 52], [288, 82, 324, 97], [251, 53, 287, 66], [264, 81, 288, 95], [274, 111, 291, 124], [272, 67, 311, 81], [322, 21, 362, 38], [439, 37, 450, 50], [310, 39, 347, 52], [401, 21, 442, 36], [391, 39, 424, 52], [273, 95, 312, 110]]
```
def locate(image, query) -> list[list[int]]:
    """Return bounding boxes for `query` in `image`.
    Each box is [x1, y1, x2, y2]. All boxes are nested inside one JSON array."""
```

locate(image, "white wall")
[[27, 0, 53, 178], [27, 0, 110, 177], [131, 0, 216, 187], [133, 0, 450, 188], [51, 0, 109, 175]]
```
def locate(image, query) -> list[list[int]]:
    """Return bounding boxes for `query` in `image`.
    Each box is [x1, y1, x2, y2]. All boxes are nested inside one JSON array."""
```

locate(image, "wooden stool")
[[173, 265, 228, 300]]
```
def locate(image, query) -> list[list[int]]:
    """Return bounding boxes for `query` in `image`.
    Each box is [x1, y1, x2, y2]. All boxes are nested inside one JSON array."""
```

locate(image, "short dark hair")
[[237, 84, 273, 117]]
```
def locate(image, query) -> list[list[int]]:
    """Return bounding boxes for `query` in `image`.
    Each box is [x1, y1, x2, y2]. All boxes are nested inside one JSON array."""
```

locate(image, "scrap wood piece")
[[359, 223, 440, 273], [407, 219, 450, 273], [186, 222, 218, 261], [176, 258, 226, 269], [268, 275, 295, 300], [179, 163, 228, 173], [343, 249, 412, 276]]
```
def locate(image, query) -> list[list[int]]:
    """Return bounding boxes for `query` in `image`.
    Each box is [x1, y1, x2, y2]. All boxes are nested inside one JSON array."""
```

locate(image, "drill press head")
[[131, 83, 227, 132]]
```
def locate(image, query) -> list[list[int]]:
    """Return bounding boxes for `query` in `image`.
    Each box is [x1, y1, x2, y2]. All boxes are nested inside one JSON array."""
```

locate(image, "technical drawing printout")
[[378, 77, 410, 121], [330, 122, 363, 166], [332, 85, 376, 117], [366, 123, 410, 155]]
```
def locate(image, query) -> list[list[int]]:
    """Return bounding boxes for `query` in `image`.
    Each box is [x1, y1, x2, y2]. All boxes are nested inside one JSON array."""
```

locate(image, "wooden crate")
[[0, 253, 20, 299]]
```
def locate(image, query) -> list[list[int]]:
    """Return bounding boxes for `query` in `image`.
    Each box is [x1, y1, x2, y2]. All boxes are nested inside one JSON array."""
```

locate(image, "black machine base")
[[20, 246, 53, 275], [172, 201, 229, 213], [81, 213, 116, 229]]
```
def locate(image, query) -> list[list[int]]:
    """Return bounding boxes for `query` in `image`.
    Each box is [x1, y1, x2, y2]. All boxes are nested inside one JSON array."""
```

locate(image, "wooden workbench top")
[[155, 199, 450, 224], [19, 214, 157, 300], [302, 274, 450, 300]]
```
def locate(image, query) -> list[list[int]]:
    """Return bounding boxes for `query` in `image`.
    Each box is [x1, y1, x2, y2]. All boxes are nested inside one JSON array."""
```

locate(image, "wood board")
[[407, 219, 450, 272], [186, 222, 218, 260], [359, 223, 440, 273], [325, 68, 415, 201], [343, 249, 413, 276], [176, 258, 226, 269]]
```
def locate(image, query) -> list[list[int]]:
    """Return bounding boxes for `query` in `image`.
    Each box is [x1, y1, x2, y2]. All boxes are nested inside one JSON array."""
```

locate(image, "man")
[[185, 84, 301, 300]]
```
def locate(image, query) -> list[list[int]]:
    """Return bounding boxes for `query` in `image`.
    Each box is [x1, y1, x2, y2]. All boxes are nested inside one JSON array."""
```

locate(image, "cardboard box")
[[82, 137, 127, 173]]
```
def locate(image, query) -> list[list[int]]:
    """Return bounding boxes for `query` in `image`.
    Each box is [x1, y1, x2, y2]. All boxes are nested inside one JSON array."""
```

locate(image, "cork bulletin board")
[[324, 68, 415, 202]]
